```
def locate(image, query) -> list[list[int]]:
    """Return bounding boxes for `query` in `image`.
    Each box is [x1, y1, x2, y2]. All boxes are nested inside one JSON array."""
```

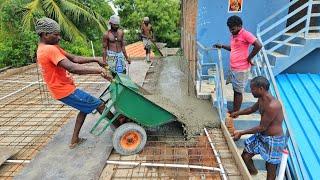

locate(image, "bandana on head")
[[109, 15, 120, 25], [35, 17, 60, 35], [143, 17, 149, 22]]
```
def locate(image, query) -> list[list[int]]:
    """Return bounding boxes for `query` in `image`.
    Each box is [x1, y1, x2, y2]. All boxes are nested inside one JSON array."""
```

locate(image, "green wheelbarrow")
[[90, 73, 177, 155]]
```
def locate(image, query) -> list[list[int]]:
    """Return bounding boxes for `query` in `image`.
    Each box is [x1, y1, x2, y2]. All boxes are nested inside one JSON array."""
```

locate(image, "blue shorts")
[[59, 89, 102, 114]]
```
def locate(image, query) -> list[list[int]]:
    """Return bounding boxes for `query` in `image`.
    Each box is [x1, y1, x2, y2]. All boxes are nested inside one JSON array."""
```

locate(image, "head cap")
[[109, 15, 120, 25], [143, 17, 149, 22], [35, 17, 60, 35]]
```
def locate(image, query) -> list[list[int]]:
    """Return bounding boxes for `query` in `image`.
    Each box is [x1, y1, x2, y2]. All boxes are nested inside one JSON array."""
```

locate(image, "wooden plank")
[[15, 114, 113, 180], [221, 123, 252, 180]]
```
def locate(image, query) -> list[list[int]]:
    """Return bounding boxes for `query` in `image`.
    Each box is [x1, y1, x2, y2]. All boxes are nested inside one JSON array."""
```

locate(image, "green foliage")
[[115, 0, 181, 47], [21, 0, 111, 41], [0, 0, 38, 67], [0, 0, 113, 68]]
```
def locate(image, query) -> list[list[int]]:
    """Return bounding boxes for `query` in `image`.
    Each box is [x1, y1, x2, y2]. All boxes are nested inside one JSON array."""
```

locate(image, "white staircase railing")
[[197, 43, 227, 122], [253, 0, 320, 179], [257, 0, 320, 54]]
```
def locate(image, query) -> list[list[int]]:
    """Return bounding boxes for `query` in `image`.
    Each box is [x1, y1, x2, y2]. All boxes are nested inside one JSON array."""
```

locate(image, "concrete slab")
[[14, 113, 113, 180], [127, 60, 150, 86], [0, 147, 19, 166]]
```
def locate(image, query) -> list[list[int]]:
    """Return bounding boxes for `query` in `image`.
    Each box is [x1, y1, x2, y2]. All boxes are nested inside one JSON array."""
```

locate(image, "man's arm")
[[247, 39, 262, 64], [58, 59, 110, 80], [213, 44, 231, 51], [231, 102, 259, 118], [121, 32, 130, 63], [233, 103, 277, 140], [140, 23, 147, 38], [64, 53, 99, 64], [150, 25, 155, 40], [102, 32, 109, 64]]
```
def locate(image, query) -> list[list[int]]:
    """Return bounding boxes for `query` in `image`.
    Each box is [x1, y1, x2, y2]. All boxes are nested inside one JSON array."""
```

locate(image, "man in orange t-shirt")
[[35, 17, 112, 149]]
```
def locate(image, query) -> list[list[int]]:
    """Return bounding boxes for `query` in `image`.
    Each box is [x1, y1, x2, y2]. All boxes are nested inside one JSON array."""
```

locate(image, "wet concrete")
[[143, 56, 220, 136], [126, 60, 150, 86]]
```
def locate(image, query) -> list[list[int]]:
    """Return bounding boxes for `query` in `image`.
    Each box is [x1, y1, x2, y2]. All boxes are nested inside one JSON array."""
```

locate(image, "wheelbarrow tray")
[[110, 74, 176, 127]]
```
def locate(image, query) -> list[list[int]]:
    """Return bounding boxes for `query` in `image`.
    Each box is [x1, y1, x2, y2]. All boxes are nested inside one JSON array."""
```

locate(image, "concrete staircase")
[[266, 32, 320, 76], [223, 82, 267, 179]]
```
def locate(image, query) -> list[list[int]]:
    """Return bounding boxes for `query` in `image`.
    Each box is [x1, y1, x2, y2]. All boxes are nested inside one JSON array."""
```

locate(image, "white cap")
[[109, 15, 120, 25], [143, 17, 149, 22]]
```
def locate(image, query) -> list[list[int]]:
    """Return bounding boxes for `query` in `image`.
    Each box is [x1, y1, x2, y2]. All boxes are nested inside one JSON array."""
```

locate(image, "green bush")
[[0, 0, 113, 68]]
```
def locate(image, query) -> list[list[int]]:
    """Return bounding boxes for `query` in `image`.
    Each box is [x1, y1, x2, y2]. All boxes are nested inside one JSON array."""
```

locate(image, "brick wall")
[[181, 0, 198, 86]]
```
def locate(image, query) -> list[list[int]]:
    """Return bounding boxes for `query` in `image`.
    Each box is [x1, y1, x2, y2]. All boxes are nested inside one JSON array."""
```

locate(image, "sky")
[[107, 0, 119, 15]]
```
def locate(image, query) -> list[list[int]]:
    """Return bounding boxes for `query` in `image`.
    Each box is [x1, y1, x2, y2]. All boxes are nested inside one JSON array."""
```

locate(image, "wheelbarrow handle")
[[90, 100, 121, 136], [99, 84, 111, 99]]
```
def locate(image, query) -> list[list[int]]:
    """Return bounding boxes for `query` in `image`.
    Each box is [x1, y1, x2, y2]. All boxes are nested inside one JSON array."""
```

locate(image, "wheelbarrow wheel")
[[112, 123, 147, 155]]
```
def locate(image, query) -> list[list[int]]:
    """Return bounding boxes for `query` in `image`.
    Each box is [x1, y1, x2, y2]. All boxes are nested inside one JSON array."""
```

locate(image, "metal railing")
[[253, 46, 306, 180], [257, 0, 320, 54], [255, 1, 320, 179], [196, 42, 216, 93], [197, 42, 227, 121]]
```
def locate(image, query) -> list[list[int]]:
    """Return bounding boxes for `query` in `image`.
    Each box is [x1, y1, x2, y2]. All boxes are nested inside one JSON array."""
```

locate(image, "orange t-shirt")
[[37, 43, 76, 99]]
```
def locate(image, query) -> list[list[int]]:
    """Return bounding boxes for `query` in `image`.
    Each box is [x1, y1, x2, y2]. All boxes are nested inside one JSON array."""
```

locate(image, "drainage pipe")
[[106, 160, 222, 172], [204, 127, 228, 180], [5, 160, 31, 163]]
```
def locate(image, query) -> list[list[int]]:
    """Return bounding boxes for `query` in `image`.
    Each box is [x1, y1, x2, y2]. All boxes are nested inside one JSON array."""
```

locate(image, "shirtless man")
[[103, 15, 130, 74], [231, 76, 286, 180], [140, 17, 154, 62]]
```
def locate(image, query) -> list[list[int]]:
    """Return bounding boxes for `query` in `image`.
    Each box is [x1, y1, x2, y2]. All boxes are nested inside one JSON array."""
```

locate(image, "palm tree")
[[22, 0, 110, 41]]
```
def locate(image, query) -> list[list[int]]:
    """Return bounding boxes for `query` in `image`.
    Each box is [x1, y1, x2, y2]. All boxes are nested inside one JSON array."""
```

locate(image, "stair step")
[[273, 40, 304, 46], [252, 171, 268, 180], [268, 51, 288, 58], [234, 120, 260, 130], [285, 32, 320, 39], [234, 113, 260, 121], [237, 147, 266, 171]]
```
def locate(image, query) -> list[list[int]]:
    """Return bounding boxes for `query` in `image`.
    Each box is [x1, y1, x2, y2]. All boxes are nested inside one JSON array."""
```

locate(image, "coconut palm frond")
[[42, 0, 85, 40], [22, 0, 42, 30], [62, 0, 107, 32]]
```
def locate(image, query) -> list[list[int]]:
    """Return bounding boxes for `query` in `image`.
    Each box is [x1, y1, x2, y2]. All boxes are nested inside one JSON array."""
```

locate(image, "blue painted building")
[[192, 0, 320, 179]]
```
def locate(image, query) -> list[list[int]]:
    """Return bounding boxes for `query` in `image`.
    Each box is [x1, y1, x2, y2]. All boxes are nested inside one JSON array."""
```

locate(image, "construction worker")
[[140, 17, 154, 62], [103, 15, 131, 74], [214, 15, 262, 113], [35, 17, 112, 149], [232, 76, 286, 180]]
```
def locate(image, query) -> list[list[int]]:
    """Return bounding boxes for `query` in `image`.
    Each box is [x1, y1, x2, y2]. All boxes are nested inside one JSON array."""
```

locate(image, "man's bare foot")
[[248, 166, 258, 175], [249, 169, 258, 175], [69, 138, 87, 149]]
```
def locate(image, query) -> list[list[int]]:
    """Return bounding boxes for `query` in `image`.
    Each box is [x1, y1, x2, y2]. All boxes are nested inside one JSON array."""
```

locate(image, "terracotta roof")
[[125, 41, 155, 58]]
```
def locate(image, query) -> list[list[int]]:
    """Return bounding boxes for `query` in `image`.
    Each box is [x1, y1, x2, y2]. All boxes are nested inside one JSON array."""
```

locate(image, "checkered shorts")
[[245, 133, 286, 164], [226, 69, 250, 93]]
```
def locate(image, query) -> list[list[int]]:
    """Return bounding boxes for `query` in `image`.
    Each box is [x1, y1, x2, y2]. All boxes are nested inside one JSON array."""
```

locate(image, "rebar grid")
[[0, 65, 108, 179], [105, 135, 222, 179]]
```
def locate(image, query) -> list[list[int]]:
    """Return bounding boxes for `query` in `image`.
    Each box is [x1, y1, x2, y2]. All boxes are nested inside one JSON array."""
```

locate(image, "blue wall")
[[282, 48, 320, 74], [197, 0, 290, 71]]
